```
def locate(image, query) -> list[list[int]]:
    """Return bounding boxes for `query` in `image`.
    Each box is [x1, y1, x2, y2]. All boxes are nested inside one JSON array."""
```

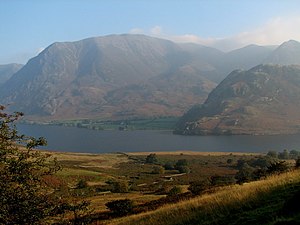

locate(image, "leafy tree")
[[145, 153, 158, 164], [0, 106, 61, 224], [175, 159, 188, 168], [266, 161, 290, 175], [105, 199, 134, 216], [279, 149, 289, 159], [296, 157, 300, 168], [112, 180, 129, 193], [152, 165, 165, 174], [188, 179, 211, 195], [290, 150, 300, 159], [235, 163, 256, 184], [267, 150, 278, 158], [163, 162, 175, 170], [177, 165, 191, 174]]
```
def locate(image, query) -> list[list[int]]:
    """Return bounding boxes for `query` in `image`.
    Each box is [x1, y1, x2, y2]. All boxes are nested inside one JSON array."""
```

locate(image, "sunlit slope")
[[110, 170, 300, 225]]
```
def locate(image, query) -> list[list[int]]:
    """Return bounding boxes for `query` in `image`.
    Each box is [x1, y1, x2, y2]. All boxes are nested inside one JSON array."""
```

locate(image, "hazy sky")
[[1, 0, 300, 64]]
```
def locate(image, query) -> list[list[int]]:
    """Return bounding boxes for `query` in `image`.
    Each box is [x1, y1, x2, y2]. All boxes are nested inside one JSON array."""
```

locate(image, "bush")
[[188, 179, 211, 195], [76, 179, 88, 189], [112, 180, 129, 193], [146, 153, 158, 164], [267, 150, 278, 158], [175, 159, 188, 168], [267, 161, 290, 175], [105, 199, 134, 216], [164, 162, 175, 170], [235, 163, 256, 184], [211, 175, 236, 186], [177, 165, 191, 174], [167, 186, 182, 197], [152, 165, 165, 174], [296, 157, 300, 168]]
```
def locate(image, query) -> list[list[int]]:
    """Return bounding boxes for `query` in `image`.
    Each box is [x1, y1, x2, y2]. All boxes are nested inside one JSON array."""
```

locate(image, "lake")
[[18, 124, 300, 153]]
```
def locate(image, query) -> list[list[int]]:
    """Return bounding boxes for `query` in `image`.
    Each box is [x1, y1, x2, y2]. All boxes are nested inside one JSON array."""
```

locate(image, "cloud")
[[129, 28, 144, 34], [150, 26, 163, 36], [129, 16, 300, 51]]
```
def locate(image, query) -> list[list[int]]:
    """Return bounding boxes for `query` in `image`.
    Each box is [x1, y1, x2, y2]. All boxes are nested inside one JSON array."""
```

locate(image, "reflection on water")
[[18, 124, 300, 153]]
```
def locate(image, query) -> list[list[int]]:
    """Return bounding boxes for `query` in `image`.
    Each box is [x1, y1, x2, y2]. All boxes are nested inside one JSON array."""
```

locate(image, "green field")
[[23, 149, 298, 224], [44, 117, 179, 131]]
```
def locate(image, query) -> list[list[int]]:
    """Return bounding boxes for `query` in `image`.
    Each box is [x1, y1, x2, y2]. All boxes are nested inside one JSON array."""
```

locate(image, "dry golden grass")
[[127, 151, 261, 156], [106, 170, 300, 225], [87, 192, 164, 213], [47, 151, 129, 168]]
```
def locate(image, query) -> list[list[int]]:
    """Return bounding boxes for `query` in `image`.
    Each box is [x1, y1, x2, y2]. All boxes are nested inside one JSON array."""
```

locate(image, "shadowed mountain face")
[[264, 40, 300, 65], [0, 63, 23, 85], [175, 64, 300, 135]]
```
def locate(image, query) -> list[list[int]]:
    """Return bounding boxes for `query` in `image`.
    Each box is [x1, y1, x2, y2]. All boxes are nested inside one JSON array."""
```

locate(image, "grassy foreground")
[[107, 170, 300, 225]]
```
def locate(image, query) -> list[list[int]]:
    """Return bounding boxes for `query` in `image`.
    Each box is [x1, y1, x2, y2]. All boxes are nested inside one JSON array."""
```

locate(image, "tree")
[[112, 180, 129, 193], [235, 163, 256, 184], [175, 159, 188, 168], [105, 199, 134, 216], [188, 179, 211, 195], [0, 106, 61, 224], [167, 186, 182, 197], [145, 153, 158, 164], [267, 150, 278, 158], [279, 149, 289, 159], [152, 165, 165, 174], [296, 157, 300, 168]]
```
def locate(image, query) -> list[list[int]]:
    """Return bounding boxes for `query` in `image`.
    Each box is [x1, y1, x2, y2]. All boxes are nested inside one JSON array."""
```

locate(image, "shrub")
[[76, 179, 88, 189], [177, 165, 191, 174], [188, 179, 211, 195], [152, 165, 165, 174], [164, 162, 175, 170], [175, 159, 188, 168], [105, 199, 134, 216], [296, 157, 300, 168], [227, 159, 233, 164], [235, 163, 256, 184], [267, 161, 290, 175], [211, 175, 236, 186], [167, 186, 183, 197], [267, 150, 278, 158], [112, 180, 129, 193], [146, 154, 158, 164], [278, 149, 289, 160]]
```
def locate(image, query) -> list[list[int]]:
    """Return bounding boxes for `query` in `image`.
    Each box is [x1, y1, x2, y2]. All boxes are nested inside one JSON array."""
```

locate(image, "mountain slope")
[[175, 64, 300, 135], [264, 40, 300, 65], [0, 63, 23, 85], [0, 34, 216, 120]]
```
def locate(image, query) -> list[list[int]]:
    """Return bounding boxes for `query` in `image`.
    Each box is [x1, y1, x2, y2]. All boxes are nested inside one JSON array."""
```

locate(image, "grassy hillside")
[[108, 170, 300, 225]]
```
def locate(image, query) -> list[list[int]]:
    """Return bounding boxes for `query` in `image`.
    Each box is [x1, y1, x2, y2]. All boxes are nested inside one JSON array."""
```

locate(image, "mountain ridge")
[[1, 35, 300, 122]]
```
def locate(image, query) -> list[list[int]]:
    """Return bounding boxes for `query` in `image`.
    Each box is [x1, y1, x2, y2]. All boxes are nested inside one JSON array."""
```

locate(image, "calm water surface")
[[18, 124, 300, 153]]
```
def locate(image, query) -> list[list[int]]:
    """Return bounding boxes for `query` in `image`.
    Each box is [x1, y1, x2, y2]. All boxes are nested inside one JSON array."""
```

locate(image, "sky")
[[1, 0, 300, 64]]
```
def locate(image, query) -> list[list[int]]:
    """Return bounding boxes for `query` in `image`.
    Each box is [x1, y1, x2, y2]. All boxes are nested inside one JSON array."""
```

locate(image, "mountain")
[[222, 44, 275, 74], [0, 34, 217, 120], [175, 64, 300, 135], [264, 40, 300, 65], [0, 63, 23, 85], [1, 35, 300, 122]]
